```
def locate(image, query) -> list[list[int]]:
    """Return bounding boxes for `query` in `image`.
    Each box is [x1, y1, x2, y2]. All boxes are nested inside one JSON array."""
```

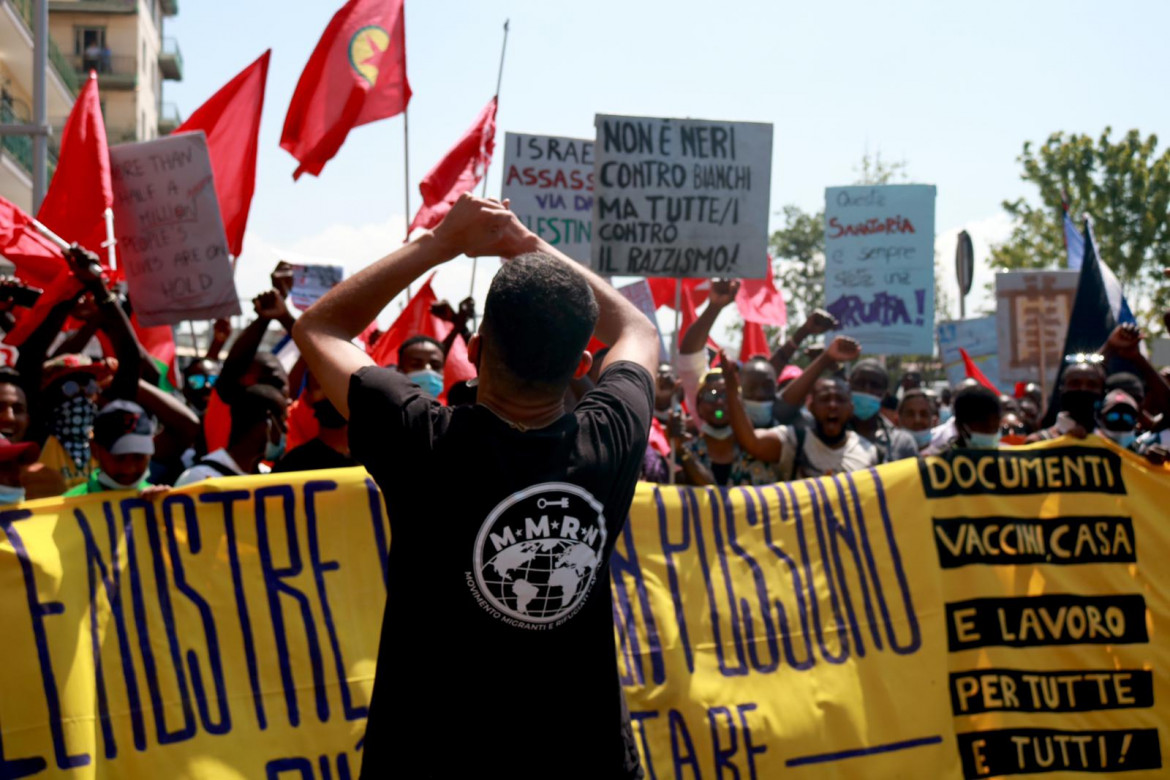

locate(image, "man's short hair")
[[229, 384, 285, 446], [899, 387, 936, 412], [0, 367, 25, 394], [851, 359, 890, 389], [954, 384, 1001, 426], [481, 253, 599, 389], [398, 335, 443, 365], [1105, 371, 1145, 403]]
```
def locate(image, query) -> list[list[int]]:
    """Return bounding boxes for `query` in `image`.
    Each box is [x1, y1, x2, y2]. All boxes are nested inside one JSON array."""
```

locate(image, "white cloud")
[[934, 212, 1014, 323]]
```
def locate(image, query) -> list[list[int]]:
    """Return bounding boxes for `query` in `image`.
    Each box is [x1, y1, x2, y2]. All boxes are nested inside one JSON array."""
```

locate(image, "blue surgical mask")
[[742, 399, 774, 428], [406, 368, 445, 399], [911, 428, 933, 448], [966, 430, 1002, 449], [265, 432, 286, 462], [851, 392, 882, 421], [700, 422, 734, 440], [0, 483, 25, 505]]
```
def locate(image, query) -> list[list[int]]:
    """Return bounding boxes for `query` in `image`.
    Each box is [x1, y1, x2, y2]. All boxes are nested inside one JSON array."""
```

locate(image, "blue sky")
[[162, 0, 1170, 328]]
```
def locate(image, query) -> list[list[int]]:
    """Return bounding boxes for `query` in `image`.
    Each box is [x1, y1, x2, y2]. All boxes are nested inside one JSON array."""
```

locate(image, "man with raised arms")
[[294, 194, 658, 778]]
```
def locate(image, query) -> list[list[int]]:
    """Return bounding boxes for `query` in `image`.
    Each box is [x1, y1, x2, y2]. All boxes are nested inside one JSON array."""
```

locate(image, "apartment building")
[[49, 0, 180, 144], [0, 0, 77, 211]]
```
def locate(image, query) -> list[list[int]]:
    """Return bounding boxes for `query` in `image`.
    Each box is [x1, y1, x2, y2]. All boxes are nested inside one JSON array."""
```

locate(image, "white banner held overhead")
[[592, 114, 772, 278]]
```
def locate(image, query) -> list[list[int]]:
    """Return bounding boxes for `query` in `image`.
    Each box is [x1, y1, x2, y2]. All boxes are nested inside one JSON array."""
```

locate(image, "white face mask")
[[97, 469, 147, 491], [742, 399, 774, 427], [700, 423, 735, 440], [0, 483, 25, 505]]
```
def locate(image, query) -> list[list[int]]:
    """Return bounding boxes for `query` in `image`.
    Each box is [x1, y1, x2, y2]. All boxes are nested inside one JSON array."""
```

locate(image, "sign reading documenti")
[[592, 114, 771, 279], [501, 132, 594, 264], [110, 132, 240, 326], [824, 184, 936, 354]]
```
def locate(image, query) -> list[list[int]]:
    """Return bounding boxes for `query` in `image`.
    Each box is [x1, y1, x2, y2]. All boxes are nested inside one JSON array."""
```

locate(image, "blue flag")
[[1063, 211, 1085, 270]]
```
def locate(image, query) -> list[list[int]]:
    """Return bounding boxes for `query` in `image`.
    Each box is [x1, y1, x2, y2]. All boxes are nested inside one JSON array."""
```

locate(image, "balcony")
[[159, 35, 180, 80], [66, 51, 135, 89], [160, 0, 176, 16], [158, 100, 179, 135], [47, 0, 136, 14], [4, 0, 80, 96], [0, 102, 59, 178]]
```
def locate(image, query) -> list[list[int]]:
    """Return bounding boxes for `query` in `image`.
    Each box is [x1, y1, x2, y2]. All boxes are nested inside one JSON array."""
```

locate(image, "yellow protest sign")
[[1, 438, 1166, 778]]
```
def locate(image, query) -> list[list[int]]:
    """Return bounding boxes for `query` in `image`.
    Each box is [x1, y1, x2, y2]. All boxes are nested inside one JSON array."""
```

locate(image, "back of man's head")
[[954, 384, 1001, 428], [481, 253, 599, 391]]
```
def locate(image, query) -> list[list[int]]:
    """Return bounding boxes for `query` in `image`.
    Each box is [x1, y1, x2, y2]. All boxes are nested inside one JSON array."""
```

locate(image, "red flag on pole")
[[176, 50, 270, 256], [739, 321, 770, 362], [281, 0, 411, 180], [959, 347, 1001, 395], [407, 96, 497, 234], [0, 196, 66, 287], [36, 72, 111, 255], [735, 260, 787, 326], [648, 277, 709, 310]]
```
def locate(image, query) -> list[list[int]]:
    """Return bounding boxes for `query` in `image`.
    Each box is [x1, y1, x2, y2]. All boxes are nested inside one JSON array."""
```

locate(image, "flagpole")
[[403, 106, 413, 302], [469, 19, 510, 306]]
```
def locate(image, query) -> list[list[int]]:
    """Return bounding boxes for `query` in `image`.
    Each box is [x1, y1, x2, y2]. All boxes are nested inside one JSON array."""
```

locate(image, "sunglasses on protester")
[[1000, 423, 1028, 436], [186, 373, 218, 391], [60, 378, 99, 399], [1102, 409, 1138, 428], [698, 389, 728, 403]]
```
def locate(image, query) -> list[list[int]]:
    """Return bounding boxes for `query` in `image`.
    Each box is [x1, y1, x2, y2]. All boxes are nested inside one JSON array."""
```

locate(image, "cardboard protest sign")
[[823, 184, 936, 354], [995, 270, 1078, 390], [617, 279, 668, 361], [592, 114, 771, 278], [290, 263, 344, 310], [501, 133, 594, 264], [937, 317, 999, 389], [110, 132, 240, 326]]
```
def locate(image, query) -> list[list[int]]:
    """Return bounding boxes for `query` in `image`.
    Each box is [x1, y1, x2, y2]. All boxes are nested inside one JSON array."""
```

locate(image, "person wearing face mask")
[[176, 385, 288, 485], [1027, 356, 1106, 442], [847, 360, 919, 462], [739, 358, 778, 428], [722, 339, 877, 480], [672, 369, 778, 486], [397, 335, 447, 398], [273, 373, 358, 472], [1096, 390, 1142, 452], [953, 384, 1004, 449], [898, 389, 938, 451], [0, 434, 40, 506], [62, 401, 169, 497]]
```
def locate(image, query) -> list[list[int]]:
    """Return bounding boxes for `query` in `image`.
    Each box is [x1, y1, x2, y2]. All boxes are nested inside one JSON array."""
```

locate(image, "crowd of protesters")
[[0, 241, 1165, 505]]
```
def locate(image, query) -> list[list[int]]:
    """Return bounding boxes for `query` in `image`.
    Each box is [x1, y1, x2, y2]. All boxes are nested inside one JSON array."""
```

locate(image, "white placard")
[[110, 133, 240, 326], [937, 317, 999, 389], [823, 184, 936, 355], [591, 114, 771, 278], [501, 133, 594, 264], [291, 264, 344, 310]]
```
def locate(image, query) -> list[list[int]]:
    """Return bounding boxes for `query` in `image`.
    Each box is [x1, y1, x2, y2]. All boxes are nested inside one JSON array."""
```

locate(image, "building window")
[[74, 27, 109, 73]]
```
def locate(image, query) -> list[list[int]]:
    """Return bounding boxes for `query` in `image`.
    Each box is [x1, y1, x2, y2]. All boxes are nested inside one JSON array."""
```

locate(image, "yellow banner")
[[1, 438, 1167, 778]]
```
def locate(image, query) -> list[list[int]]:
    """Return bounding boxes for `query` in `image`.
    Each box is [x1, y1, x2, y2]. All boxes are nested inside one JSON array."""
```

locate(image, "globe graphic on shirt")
[[472, 482, 609, 625], [482, 538, 600, 619]]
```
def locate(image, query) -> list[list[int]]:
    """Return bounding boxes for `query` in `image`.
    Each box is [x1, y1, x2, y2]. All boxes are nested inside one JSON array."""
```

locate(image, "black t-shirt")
[[349, 362, 653, 779], [271, 438, 357, 473]]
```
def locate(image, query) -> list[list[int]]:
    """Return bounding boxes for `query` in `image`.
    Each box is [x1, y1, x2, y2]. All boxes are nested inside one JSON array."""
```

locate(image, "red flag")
[[176, 51, 270, 256], [407, 96, 497, 234], [648, 277, 709, 310], [281, 0, 411, 180], [735, 259, 787, 326], [370, 274, 442, 367], [959, 347, 1001, 395], [369, 275, 477, 398], [37, 72, 111, 256], [739, 321, 770, 362], [0, 196, 67, 288], [3, 268, 83, 347]]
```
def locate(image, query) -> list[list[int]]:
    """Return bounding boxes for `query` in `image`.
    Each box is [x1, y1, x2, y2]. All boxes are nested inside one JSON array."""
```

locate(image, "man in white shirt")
[[721, 339, 878, 480]]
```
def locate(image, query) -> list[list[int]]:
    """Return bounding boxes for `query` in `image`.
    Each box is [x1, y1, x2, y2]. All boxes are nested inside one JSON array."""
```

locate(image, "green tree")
[[990, 128, 1170, 327]]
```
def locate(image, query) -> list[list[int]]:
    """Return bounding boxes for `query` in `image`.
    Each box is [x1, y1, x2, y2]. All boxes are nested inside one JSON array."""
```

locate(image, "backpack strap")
[[196, 457, 237, 478]]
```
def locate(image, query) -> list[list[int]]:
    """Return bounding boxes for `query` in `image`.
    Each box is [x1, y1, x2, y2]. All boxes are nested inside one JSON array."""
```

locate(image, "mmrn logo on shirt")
[[470, 482, 607, 628]]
